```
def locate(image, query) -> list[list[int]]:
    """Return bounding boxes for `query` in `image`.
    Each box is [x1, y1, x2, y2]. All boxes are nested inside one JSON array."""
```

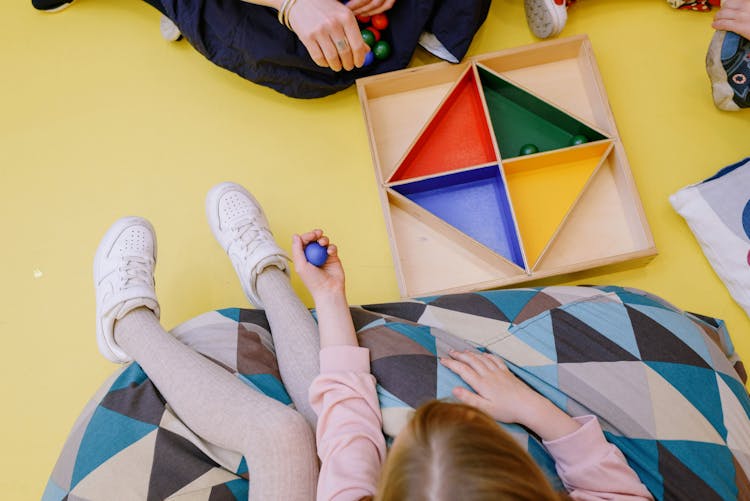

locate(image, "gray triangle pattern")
[[558, 361, 656, 439]]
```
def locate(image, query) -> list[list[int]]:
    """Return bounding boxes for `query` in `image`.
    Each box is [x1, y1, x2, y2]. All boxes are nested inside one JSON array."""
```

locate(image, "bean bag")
[[43, 286, 750, 500]]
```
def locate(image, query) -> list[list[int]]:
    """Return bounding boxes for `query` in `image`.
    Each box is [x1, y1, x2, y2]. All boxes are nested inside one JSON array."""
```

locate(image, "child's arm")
[[712, 0, 750, 40], [441, 350, 653, 500], [294, 230, 386, 501], [292, 230, 357, 348]]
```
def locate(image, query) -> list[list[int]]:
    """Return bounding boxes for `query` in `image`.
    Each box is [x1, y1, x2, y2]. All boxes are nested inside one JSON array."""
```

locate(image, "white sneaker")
[[94, 217, 160, 363], [160, 15, 182, 42], [524, 0, 568, 39], [206, 182, 289, 308]]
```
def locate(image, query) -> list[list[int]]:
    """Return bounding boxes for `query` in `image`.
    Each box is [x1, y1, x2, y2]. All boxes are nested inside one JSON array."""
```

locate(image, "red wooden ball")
[[371, 13, 388, 30], [366, 27, 381, 41]]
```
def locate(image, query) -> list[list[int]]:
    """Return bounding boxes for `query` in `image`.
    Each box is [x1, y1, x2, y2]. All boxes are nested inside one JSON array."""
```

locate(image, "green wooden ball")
[[361, 29, 376, 47], [372, 40, 392, 60], [519, 143, 539, 156], [570, 134, 588, 146]]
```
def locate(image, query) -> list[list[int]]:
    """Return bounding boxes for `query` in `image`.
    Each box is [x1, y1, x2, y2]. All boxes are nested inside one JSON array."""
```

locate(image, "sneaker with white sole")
[[206, 182, 289, 308], [94, 217, 160, 363], [706, 30, 750, 111], [524, 0, 569, 39]]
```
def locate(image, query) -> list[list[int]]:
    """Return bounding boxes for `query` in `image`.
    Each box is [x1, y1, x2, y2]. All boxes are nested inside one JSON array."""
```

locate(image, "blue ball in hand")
[[305, 242, 328, 267]]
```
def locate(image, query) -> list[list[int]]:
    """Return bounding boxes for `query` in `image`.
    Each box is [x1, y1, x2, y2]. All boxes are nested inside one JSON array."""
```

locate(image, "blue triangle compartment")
[[392, 166, 525, 268]]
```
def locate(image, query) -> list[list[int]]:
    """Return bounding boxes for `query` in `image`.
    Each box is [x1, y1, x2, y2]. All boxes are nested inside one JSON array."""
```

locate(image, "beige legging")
[[114, 267, 320, 501]]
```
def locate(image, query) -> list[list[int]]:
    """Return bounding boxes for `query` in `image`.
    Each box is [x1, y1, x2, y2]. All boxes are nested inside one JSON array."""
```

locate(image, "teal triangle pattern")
[[217, 308, 241, 322], [385, 323, 437, 354], [41, 479, 67, 501], [236, 456, 248, 476], [629, 304, 713, 367], [605, 434, 662, 500], [660, 440, 736, 500], [436, 362, 472, 399], [719, 372, 750, 419], [109, 362, 149, 392], [239, 374, 292, 405], [226, 478, 249, 500], [517, 364, 568, 411], [605, 289, 670, 310], [72, 406, 157, 488], [527, 437, 564, 491], [477, 289, 539, 323], [562, 301, 641, 358], [508, 313, 558, 363], [646, 362, 726, 440]]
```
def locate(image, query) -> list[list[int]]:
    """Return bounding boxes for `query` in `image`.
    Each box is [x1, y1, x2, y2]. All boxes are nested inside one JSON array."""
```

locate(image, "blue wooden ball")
[[305, 242, 328, 267], [363, 51, 375, 67]]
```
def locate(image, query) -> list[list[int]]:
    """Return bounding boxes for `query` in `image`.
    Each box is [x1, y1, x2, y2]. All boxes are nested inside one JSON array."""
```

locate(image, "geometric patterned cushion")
[[43, 286, 750, 501]]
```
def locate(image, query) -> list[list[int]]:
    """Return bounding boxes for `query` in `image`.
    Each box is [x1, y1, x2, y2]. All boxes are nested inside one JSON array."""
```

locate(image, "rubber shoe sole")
[[524, 0, 567, 39], [707, 30, 750, 111]]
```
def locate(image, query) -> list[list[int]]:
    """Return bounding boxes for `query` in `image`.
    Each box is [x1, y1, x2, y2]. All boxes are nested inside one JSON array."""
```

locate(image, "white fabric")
[[670, 158, 750, 319]]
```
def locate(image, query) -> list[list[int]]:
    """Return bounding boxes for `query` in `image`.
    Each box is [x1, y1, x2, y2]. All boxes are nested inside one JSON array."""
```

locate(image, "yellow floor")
[[3, 0, 749, 497]]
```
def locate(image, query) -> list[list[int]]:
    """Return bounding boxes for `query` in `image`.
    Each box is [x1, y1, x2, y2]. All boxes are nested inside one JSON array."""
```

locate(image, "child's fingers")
[[449, 350, 492, 374], [440, 356, 481, 387], [291, 234, 309, 265], [298, 229, 323, 245], [484, 353, 509, 371], [356, 0, 395, 15], [452, 387, 493, 416]]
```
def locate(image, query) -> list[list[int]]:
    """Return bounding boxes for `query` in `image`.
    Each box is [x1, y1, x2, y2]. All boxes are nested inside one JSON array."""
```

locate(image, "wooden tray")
[[356, 35, 656, 298]]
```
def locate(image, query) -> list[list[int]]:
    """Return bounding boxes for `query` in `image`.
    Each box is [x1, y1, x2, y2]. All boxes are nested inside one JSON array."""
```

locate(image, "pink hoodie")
[[309, 345, 653, 501]]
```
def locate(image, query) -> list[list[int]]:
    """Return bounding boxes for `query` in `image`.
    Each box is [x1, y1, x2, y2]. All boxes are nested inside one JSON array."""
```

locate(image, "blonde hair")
[[370, 400, 568, 501]]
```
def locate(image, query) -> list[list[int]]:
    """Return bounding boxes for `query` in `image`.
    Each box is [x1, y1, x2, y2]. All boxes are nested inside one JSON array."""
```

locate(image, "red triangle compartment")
[[388, 69, 497, 182]]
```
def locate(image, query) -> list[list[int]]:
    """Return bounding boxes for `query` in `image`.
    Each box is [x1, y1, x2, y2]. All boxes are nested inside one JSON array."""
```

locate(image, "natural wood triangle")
[[534, 145, 651, 271]]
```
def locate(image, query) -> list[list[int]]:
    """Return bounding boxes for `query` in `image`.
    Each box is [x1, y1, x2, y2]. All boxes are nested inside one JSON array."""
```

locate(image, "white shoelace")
[[118, 256, 154, 289], [230, 218, 271, 260]]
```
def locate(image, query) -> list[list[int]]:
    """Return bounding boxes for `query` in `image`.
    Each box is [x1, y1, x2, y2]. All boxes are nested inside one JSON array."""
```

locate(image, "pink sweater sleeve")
[[543, 416, 653, 500], [309, 345, 386, 501]]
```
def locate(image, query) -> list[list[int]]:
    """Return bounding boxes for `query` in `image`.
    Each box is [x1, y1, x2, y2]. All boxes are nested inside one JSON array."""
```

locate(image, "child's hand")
[[292, 230, 345, 301], [346, 0, 396, 17], [287, 0, 369, 71], [440, 350, 546, 425], [713, 0, 750, 40], [442, 350, 582, 441]]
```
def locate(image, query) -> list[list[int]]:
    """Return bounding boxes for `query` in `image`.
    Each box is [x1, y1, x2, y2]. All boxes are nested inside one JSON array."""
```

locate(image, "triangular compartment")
[[477, 65, 608, 160], [390, 165, 527, 270], [501, 141, 613, 268], [388, 66, 498, 183]]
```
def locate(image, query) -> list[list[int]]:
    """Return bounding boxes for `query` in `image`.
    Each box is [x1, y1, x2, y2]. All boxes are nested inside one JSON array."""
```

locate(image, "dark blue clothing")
[[159, 0, 491, 98]]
